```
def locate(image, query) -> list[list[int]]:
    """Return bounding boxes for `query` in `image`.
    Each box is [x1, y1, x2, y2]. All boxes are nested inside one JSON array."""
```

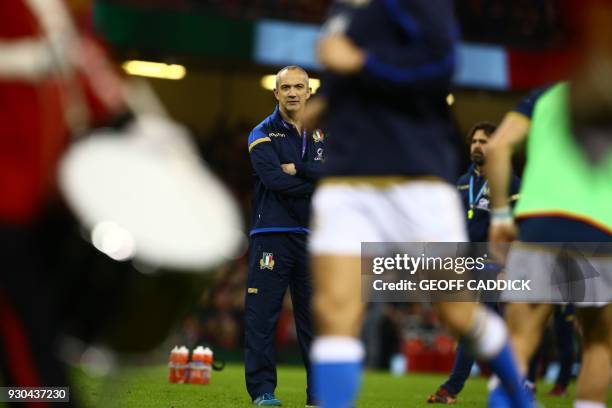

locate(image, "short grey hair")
[[275, 65, 309, 89]]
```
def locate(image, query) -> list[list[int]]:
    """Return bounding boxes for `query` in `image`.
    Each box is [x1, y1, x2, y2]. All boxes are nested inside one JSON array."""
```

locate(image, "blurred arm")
[[485, 112, 530, 210], [318, 0, 456, 91]]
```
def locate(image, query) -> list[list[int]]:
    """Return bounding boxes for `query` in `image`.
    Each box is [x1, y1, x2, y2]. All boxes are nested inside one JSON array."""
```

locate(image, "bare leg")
[[575, 305, 612, 403], [505, 303, 554, 373], [436, 301, 478, 335], [311, 255, 365, 408], [313, 255, 363, 336]]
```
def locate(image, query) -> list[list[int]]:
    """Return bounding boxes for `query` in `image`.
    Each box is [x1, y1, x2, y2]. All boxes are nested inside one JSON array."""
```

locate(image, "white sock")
[[487, 375, 500, 391], [311, 336, 364, 363], [468, 308, 508, 360], [574, 400, 606, 408]]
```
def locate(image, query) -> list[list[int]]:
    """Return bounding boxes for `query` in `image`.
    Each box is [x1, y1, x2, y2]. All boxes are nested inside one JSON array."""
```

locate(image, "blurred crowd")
[[457, 0, 567, 48], [99, 0, 569, 47], [100, 0, 329, 23]]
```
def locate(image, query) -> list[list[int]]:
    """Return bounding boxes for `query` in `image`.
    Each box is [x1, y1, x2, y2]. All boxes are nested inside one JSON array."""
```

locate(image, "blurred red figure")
[[0, 0, 124, 402], [0, 0, 123, 223]]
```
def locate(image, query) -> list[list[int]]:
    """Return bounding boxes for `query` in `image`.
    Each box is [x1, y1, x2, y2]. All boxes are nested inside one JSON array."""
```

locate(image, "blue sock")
[[313, 361, 361, 408], [468, 308, 531, 408], [311, 337, 364, 408], [487, 385, 513, 408], [488, 342, 531, 408]]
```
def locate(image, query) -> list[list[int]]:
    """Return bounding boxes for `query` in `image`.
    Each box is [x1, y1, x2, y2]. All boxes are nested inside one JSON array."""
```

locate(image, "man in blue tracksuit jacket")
[[456, 122, 521, 243], [245, 65, 324, 406]]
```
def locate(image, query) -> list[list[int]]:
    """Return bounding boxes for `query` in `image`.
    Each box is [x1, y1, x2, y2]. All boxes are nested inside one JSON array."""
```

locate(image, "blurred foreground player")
[[245, 66, 323, 406], [0, 0, 123, 402], [486, 82, 612, 408], [306, 1, 530, 407]]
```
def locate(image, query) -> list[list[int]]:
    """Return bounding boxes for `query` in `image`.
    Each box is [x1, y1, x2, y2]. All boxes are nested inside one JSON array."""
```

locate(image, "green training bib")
[[514, 82, 612, 231]]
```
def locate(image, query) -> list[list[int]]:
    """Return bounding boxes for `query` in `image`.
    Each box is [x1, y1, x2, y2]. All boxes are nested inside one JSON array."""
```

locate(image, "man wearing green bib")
[[486, 82, 612, 408]]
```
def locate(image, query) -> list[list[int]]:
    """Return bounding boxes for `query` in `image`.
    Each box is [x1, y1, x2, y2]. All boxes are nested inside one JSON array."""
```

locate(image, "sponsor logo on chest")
[[268, 132, 286, 138]]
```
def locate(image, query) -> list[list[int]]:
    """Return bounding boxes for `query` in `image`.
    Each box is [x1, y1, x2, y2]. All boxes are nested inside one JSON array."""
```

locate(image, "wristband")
[[490, 206, 513, 225]]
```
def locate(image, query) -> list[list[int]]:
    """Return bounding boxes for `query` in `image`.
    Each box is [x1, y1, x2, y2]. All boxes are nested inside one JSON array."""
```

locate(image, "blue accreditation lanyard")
[[468, 174, 487, 220], [282, 118, 307, 159], [301, 129, 307, 159]]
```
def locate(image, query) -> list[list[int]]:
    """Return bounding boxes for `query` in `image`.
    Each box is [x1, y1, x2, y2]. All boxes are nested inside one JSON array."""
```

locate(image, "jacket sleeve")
[[456, 173, 467, 188], [512, 85, 552, 119], [248, 129, 315, 197], [295, 161, 324, 181], [295, 138, 325, 181]]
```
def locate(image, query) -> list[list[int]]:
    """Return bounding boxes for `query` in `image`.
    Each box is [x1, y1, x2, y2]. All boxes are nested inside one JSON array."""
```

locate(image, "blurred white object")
[[79, 345, 116, 377], [470, 361, 481, 377], [59, 114, 245, 272], [544, 362, 560, 384], [390, 353, 406, 376]]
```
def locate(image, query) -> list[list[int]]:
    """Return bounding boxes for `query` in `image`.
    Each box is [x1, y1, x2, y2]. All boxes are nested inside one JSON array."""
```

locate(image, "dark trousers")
[[0, 222, 75, 408], [442, 302, 500, 395], [244, 233, 313, 401], [442, 338, 474, 395], [527, 304, 575, 388]]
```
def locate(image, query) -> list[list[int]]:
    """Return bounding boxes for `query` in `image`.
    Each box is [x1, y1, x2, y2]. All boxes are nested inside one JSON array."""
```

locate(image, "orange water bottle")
[[168, 346, 179, 383], [202, 347, 213, 385], [189, 346, 206, 385], [177, 346, 190, 383]]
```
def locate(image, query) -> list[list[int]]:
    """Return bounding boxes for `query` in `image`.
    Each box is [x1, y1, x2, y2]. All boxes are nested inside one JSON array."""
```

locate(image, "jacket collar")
[[271, 105, 292, 129], [469, 163, 482, 177]]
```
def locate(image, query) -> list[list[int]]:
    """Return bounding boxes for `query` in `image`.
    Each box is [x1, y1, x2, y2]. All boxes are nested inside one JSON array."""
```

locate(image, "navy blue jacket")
[[319, 0, 460, 181], [248, 106, 326, 236], [457, 165, 521, 242]]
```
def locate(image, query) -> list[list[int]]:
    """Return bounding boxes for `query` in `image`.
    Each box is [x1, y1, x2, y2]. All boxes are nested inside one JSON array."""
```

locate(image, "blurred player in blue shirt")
[[305, 1, 531, 407]]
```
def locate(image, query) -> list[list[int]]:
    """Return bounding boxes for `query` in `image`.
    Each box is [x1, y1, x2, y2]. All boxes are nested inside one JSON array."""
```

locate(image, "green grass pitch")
[[72, 363, 609, 407]]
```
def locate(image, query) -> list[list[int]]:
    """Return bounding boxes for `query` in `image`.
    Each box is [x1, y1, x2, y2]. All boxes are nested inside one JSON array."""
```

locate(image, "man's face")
[[274, 69, 311, 113], [470, 129, 489, 166]]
